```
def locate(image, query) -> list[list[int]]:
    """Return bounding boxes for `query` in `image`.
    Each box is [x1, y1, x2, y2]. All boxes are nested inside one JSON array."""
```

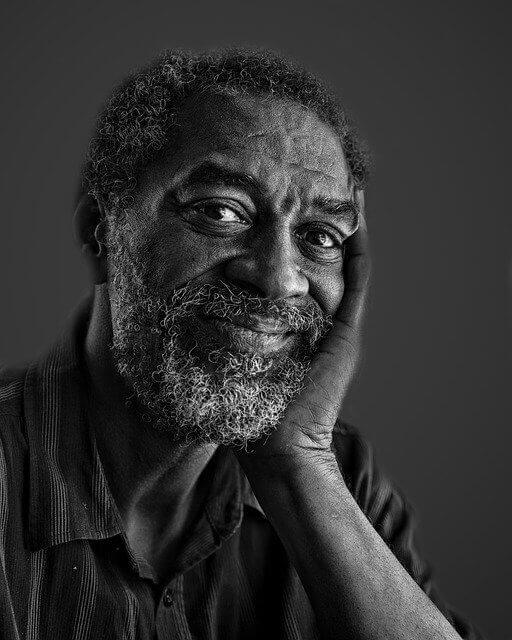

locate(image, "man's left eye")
[[301, 229, 338, 249], [197, 203, 247, 224]]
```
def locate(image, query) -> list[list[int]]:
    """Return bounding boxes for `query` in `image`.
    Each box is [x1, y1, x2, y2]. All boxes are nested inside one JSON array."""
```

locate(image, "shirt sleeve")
[[331, 421, 485, 640]]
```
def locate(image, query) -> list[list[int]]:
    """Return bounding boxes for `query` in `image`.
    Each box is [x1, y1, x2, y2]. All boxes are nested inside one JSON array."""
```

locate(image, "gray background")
[[0, 1, 509, 638]]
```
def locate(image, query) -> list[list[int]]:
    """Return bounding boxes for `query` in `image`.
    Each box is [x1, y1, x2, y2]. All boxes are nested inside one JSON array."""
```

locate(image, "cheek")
[[310, 273, 345, 316], [131, 224, 234, 295]]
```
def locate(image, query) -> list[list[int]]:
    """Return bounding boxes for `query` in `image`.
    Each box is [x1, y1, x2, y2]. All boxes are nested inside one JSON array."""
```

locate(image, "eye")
[[297, 227, 341, 250], [196, 202, 248, 224], [303, 229, 337, 248], [294, 224, 344, 264]]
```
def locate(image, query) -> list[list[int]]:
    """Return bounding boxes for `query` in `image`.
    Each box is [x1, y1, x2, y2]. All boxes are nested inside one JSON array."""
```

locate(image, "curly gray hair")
[[82, 48, 370, 212]]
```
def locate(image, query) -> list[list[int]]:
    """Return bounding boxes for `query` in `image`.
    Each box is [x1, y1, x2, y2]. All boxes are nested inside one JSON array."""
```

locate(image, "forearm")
[[242, 452, 461, 640]]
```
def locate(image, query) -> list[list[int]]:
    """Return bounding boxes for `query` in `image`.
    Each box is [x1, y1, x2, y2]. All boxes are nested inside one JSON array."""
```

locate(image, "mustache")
[[162, 281, 332, 337]]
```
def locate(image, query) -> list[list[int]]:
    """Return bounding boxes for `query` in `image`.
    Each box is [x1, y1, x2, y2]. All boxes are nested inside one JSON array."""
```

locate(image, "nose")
[[223, 232, 308, 300]]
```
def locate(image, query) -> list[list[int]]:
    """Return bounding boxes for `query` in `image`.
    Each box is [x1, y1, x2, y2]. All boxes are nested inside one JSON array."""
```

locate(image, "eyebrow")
[[174, 162, 267, 200], [311, 196, 359, 230]]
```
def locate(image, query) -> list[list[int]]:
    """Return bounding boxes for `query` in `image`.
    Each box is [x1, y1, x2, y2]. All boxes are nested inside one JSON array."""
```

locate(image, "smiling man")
[[0, 50, 482, 639]]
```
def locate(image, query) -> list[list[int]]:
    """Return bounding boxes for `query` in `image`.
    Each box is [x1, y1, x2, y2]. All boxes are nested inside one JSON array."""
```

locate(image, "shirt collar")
[[23, 293, 265, 553]]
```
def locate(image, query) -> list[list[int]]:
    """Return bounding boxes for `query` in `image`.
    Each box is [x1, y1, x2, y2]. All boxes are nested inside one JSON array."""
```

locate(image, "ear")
[[73, 194, 108, 284]]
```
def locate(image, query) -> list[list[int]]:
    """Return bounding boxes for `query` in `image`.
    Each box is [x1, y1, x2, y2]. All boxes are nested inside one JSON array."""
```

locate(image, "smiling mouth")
[[197, 313, 294, 354], [208, 313, 290, 335]]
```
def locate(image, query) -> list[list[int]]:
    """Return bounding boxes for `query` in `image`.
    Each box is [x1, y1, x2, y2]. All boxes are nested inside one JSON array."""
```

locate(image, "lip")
[[198, 314, 294, 354], [215, 313, 290, 335]]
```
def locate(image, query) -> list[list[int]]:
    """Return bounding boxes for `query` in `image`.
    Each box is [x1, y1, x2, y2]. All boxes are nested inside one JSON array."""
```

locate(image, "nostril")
[[224, 249, 308, 301]]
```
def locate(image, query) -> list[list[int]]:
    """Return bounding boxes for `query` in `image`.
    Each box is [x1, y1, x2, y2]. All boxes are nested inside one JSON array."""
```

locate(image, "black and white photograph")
[[0, 2, 509, 638]]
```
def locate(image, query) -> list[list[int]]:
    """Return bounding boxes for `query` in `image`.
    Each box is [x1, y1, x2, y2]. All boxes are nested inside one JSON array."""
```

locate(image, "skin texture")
[[117, 92, 356, 313], [78, 92, 462, 639], [81, 92, 355, 579]]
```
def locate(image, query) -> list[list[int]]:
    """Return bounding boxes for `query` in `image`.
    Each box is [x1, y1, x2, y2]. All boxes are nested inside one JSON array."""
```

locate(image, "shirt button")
[[162, 588, 173, 607]]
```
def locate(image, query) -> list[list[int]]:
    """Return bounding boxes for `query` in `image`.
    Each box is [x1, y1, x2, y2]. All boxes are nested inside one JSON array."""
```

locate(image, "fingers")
[[301, 192, 370, 413], [335, 190, 371, 332]]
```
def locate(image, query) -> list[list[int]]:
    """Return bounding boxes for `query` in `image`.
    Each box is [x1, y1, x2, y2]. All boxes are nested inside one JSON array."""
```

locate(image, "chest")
[[4, 525, 320, 640]]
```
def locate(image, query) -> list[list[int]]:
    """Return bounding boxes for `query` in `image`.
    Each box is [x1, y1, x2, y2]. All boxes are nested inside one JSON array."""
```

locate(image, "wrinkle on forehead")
[[208, 143, 347, 182], [177, 92, 349, 182]]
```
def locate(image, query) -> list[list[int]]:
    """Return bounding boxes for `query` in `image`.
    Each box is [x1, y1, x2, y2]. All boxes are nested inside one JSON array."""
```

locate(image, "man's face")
[[107, 92, 358, 444]]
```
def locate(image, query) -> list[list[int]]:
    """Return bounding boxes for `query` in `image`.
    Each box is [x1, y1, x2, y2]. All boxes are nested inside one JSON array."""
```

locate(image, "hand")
[[238, 190, 370, 465]]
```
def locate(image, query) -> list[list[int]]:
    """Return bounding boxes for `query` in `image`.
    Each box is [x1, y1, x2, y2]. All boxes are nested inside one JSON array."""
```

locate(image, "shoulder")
[[332, 422, 486, 639], [332, 423, 431, 601], [0, 364, 26, 418], [332, 421, 382, 503], [0, 365, 28, 474], [0, 367, 29, 563]]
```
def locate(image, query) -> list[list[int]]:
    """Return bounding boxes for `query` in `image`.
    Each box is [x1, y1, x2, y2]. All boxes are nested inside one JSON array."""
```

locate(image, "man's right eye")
[[194, 202, 249, 225]]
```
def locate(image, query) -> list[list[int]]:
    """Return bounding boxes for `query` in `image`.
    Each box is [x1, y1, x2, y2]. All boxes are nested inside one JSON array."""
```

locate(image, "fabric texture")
[[0, 298, 483, 639]]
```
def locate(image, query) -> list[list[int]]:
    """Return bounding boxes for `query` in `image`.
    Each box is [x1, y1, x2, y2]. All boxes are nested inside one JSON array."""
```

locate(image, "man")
[[0, 49, 482, 639]]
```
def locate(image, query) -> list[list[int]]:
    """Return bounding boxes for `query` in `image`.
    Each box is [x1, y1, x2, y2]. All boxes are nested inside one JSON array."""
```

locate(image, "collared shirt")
[[0, 298, 482, 639]]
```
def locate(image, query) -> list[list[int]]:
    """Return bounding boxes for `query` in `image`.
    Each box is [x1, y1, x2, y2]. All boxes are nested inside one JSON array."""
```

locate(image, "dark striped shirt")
[[0, 300, 482, 639]]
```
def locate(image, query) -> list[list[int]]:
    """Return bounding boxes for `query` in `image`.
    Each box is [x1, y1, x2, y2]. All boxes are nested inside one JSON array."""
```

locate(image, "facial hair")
[[108, 225, 333, 447]]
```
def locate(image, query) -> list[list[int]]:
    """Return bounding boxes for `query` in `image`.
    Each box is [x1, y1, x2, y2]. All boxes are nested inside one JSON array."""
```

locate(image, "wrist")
[[238, 448, 352, 539], [238, 445, 342, 488]]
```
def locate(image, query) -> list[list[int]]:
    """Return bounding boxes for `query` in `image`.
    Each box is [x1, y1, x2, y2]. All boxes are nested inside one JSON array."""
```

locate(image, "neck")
[[84, 285, 217, 574]]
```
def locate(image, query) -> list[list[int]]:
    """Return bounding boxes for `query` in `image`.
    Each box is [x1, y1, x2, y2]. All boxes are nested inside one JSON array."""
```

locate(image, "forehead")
[[138, 91, 352, 203], [181, 92, 346, 170]]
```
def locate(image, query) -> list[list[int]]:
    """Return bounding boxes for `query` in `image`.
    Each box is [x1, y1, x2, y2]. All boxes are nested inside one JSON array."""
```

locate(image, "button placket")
[[156, 579, 189, 640], [162, 587, 174, 608]]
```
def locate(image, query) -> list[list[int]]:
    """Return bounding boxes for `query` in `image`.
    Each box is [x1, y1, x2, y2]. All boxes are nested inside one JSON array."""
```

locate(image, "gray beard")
[[108, 233, 332, 447]]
